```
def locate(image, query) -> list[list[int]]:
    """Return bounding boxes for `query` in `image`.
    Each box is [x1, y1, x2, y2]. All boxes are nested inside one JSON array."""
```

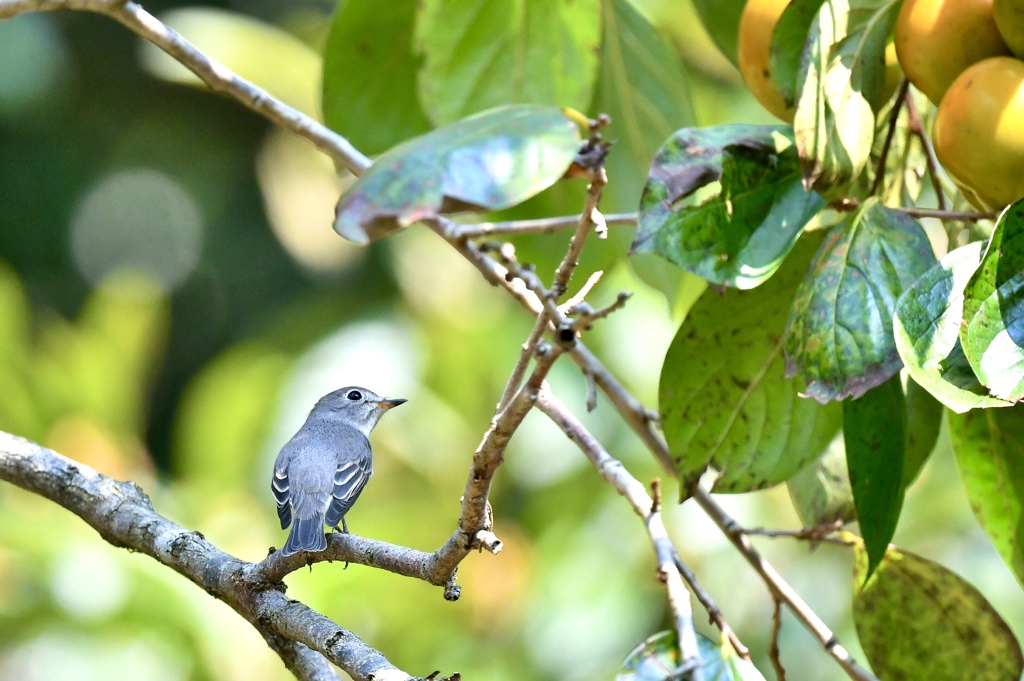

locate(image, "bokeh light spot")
[[69, 168, 204, 292], [50, 542, 127, 619], [0, 14, 73, 121]]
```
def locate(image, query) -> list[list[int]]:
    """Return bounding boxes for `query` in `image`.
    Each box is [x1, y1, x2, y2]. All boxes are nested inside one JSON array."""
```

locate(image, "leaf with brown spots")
[[784, 198, 936, 402], [660, 231, 840, 497], [853, 542, 1023, 681]]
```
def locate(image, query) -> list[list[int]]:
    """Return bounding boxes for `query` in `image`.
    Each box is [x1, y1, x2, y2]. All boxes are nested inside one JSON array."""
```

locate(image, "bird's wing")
[[272, 452, 292, 530], [325, 432, 373, 529]]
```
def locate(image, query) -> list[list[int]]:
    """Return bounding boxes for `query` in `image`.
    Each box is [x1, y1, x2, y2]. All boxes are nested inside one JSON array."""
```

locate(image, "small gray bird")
[[271, 386, 406, 557]]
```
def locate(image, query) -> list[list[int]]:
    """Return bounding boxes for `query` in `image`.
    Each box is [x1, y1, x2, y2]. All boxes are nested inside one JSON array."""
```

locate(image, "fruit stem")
[[905, 93, 949, 211], [871, 78, 911, 198]]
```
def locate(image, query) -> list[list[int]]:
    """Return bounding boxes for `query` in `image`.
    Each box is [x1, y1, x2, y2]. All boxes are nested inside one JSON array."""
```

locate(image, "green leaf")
[[784, 199, 936, 402], [413, 0, 601, 126], [962, 199, 1024, 334], [962, 271, 1024, 401], [690, 0, 745, 66], [333, 104, 580, 244], [787, 434, 857, 527], [844, 374, 906, 579], [633, 125, 825, 289], [959, 200, 1024, 401], [794, 0, 899, 197], [660, 233, 842, 496], [617, 630, 766, 681], [949, 404, 1024, 587], [904, 376, 942, 486], [770, 0, 827, 107], [893, 242, 1014, 412], [853, 544, 1024, 681], [789, 376, 938, 526], [592, 0, 697, 214], [321, 0, 432, 156]]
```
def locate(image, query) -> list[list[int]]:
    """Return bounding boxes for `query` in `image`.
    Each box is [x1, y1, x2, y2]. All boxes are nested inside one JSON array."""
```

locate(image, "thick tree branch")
[[0, 431, 414, 681]]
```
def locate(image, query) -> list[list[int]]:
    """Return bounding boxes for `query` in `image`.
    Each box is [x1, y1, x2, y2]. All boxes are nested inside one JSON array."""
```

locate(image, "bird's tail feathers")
[[280, 514, 327, 556]]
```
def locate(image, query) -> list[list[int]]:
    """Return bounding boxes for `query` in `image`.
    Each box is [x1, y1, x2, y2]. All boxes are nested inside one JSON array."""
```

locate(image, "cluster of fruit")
[[736, 0, 1024, 211]]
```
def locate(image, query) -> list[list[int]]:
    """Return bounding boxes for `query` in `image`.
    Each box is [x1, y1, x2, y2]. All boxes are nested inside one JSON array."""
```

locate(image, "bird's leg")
[[341, 518, 351, 569]]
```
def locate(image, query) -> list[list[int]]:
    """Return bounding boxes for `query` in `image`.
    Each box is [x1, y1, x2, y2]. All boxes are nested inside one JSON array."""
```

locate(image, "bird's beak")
[[378, 397, 407, 411]]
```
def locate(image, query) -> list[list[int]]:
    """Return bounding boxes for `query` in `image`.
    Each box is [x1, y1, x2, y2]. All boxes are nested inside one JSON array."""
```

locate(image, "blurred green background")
[[0, 1, 1021, 680]]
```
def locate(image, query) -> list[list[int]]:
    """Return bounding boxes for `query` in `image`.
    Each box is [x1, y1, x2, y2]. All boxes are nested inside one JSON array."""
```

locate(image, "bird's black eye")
[[346, 390, 362, 401]]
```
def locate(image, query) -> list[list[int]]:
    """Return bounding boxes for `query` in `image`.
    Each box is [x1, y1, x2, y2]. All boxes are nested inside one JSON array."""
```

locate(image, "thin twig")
[[694, 491, 877, 681], [741, 523, 853, 546], [427, 344, 563, 587], [905, 93, 948, 211], [672, 552, 749, 660], [567, 291, 633, 331], [651, 480, 705, 681], [833, 202, 995, 222], [550, 166, 608, 299], [457, 212, 638, 239], [496, 315, 550, 412], [535, 389, 706, 681], [770, 599, 786, 681], [560, 270, 604, 312], [870, 78, 909, 198]]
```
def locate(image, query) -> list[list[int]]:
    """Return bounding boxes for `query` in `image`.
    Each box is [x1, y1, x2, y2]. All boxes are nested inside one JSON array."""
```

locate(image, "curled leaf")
[[333, 105, 580, 244], [634, 125, 823, 289]]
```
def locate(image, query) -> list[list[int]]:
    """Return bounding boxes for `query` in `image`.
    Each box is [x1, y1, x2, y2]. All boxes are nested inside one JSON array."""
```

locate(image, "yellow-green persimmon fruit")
[[995, 0, 1024, 57], [895, 0, 1011, 105], [738, 0, 794, 123], [934, 56, 1024, 210]]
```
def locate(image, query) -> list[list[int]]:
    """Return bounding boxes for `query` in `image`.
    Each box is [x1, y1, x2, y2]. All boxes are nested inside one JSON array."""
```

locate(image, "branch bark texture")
[[0, 431, 413, 681]]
